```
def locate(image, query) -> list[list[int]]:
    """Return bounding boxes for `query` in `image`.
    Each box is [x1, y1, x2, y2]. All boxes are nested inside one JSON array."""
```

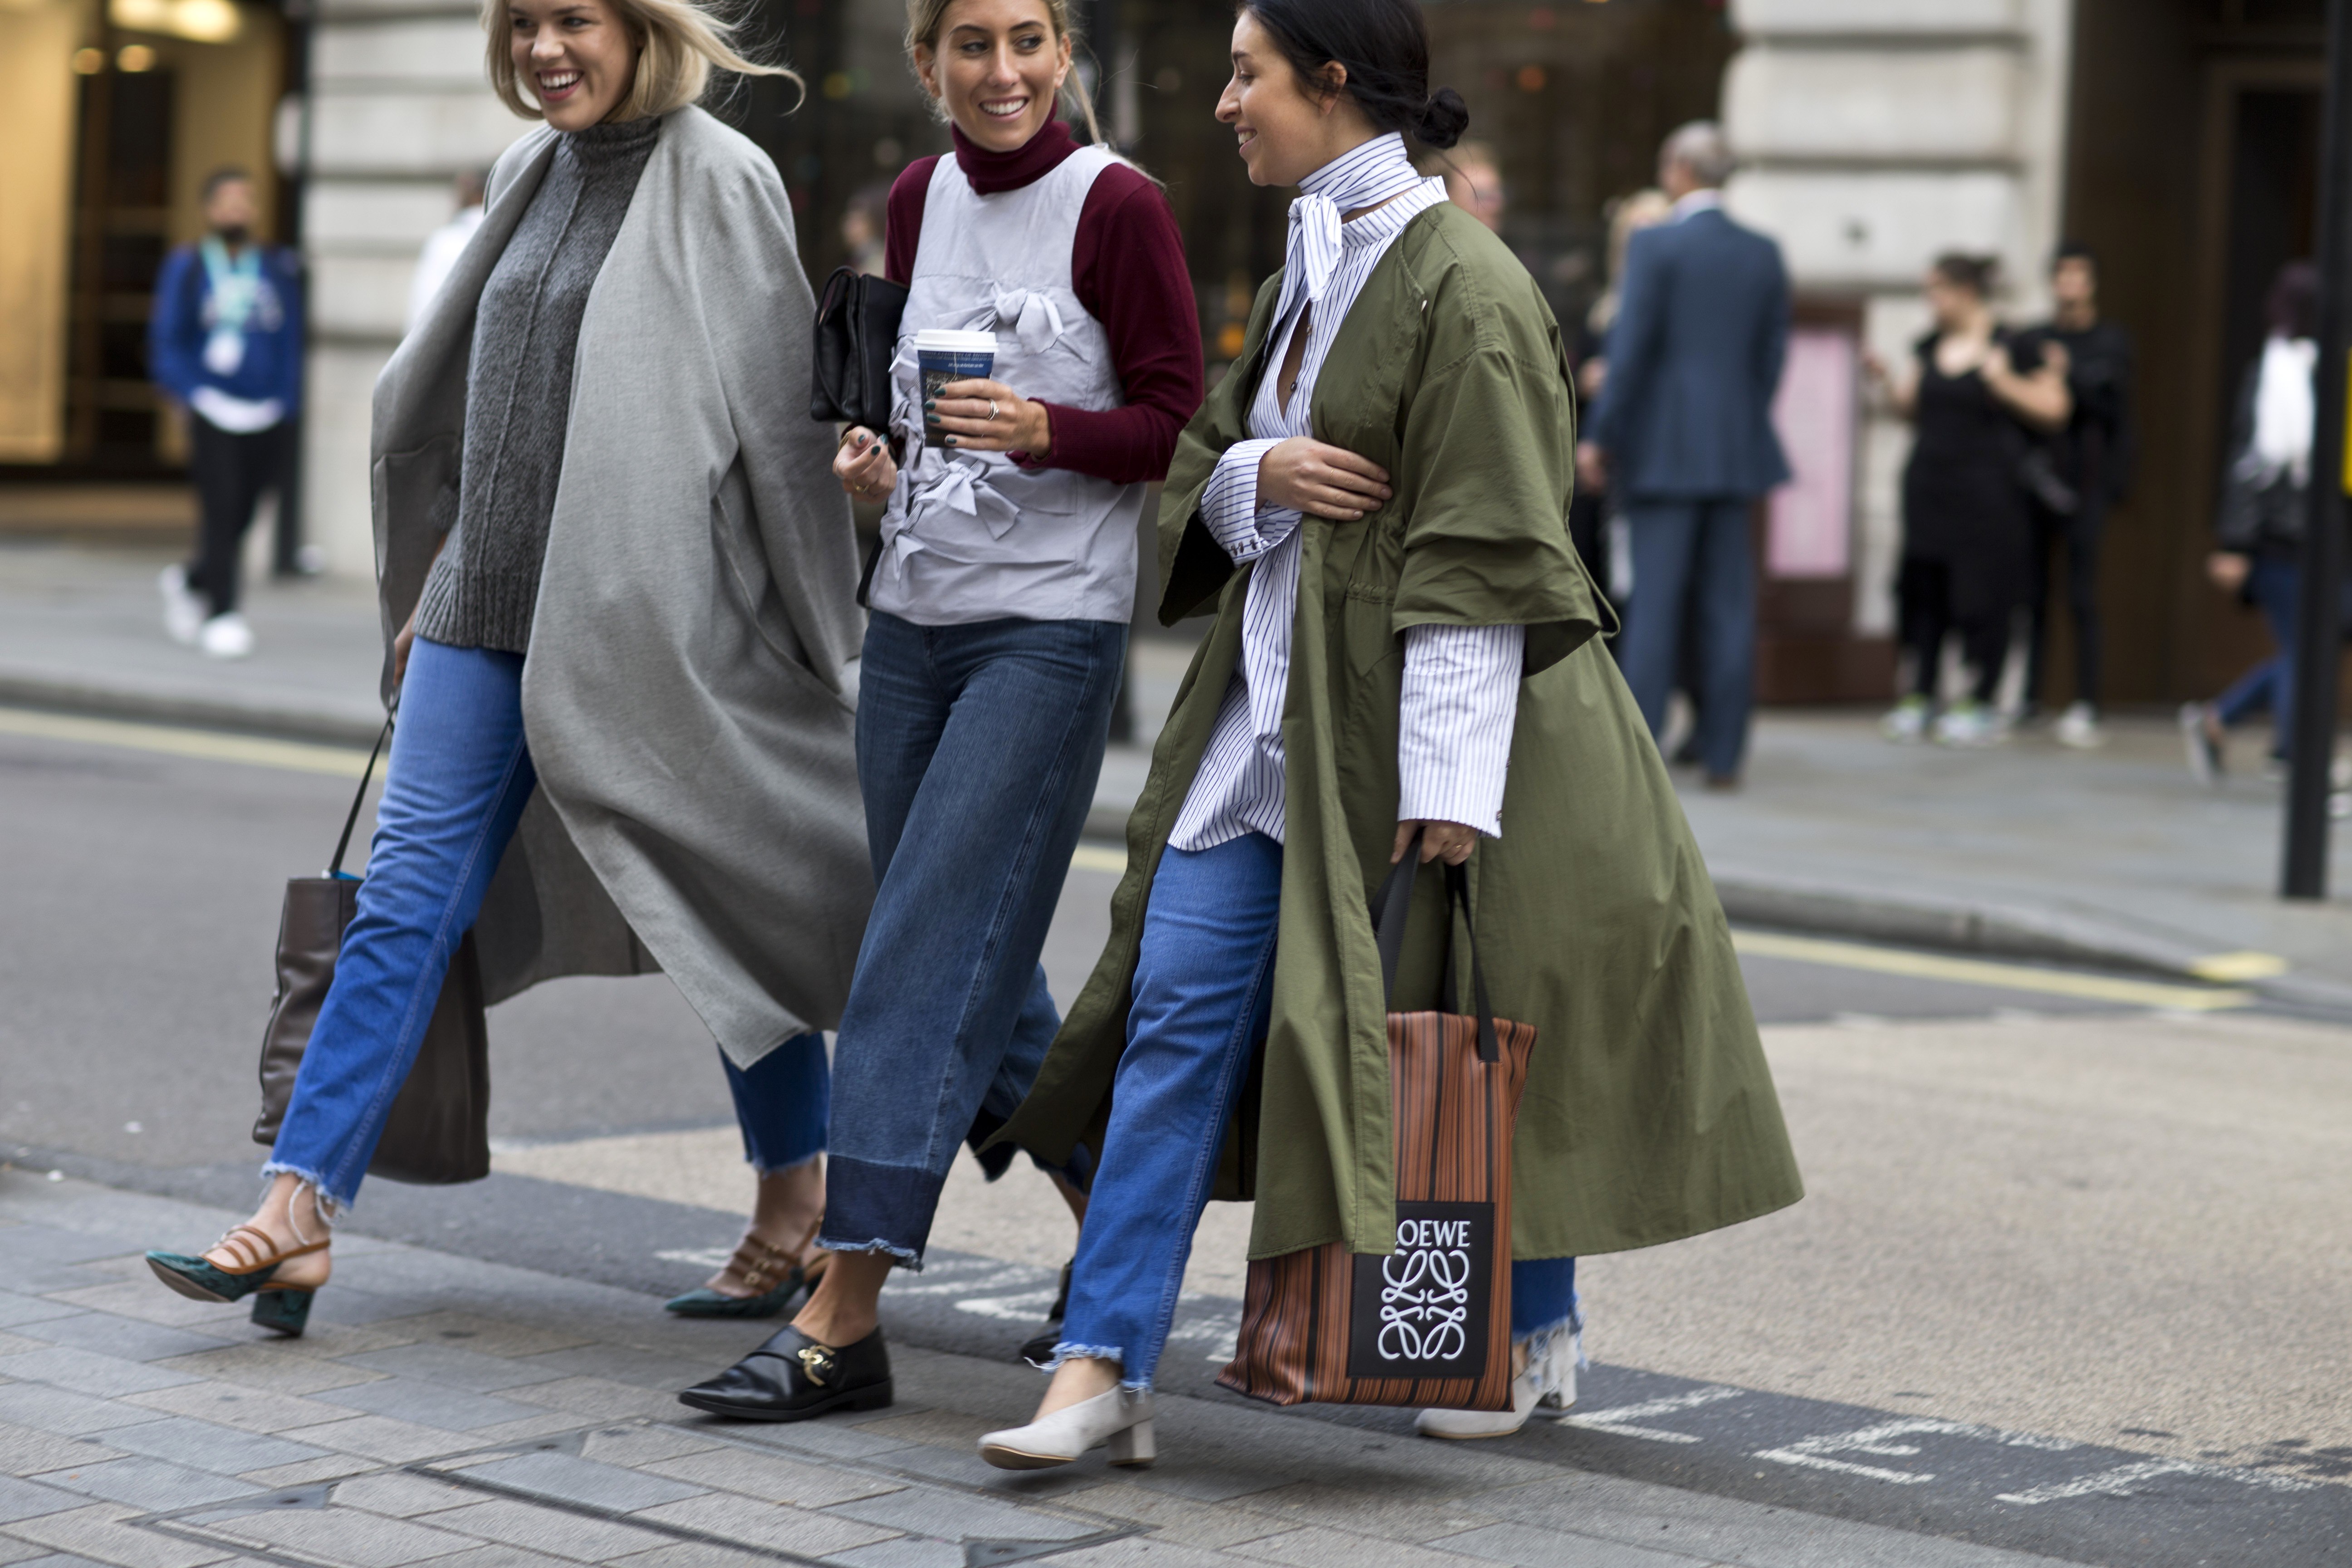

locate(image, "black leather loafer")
[[678, 1324, 893, 1422]]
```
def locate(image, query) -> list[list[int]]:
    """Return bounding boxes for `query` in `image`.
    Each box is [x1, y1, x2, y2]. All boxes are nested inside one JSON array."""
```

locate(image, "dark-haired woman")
[[975, 0, 1801, 1469], [1868, 254, 2071, 747], [675, 0, 1203, 1422]]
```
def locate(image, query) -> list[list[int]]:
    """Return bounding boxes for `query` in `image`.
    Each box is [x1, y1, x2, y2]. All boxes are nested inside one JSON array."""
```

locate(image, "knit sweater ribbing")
[[415, 116, 658, 653]]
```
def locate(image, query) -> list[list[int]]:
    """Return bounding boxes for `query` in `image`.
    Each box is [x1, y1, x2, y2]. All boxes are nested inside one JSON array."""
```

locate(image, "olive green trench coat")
[[999, 200, 1802, 1262]]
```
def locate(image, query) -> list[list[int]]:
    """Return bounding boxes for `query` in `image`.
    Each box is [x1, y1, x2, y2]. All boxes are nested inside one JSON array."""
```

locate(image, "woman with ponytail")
[[976, 0, 1801, 1466]]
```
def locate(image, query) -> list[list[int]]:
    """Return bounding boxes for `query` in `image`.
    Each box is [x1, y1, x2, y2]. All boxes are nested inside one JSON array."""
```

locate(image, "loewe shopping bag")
[[251, 720, 491, 1185], [1218, 843, 1538, 1411]]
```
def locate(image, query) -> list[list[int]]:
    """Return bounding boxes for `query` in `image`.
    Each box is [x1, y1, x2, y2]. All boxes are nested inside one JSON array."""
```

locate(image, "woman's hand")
[[1393, 820, 1478, 867], [2208, 551, 2251, 593], [392, 607, 420, 686], [927, 378, 1052, 456], [1258, 438, 1392, 520], [834, 426, 899, 500]]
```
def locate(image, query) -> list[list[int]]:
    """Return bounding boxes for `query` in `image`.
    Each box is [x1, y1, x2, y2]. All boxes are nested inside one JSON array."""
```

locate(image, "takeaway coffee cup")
[[915, 328, 998, 400]]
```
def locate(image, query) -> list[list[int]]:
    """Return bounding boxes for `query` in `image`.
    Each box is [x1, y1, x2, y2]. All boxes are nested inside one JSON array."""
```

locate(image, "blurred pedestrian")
[[2181, 261, 2319, 782], [961, 0, 1797, 1470], [1570, 189, 1671, 621], [1427, 137, 1504, 232], [1579, 122, 1790, 789], [841, 182, 889, 275], [679, 0, 1202, 1422], [144, 0, 867, 1338], [2014, 243, 2135, 748], [405, 168, 488, 333], [151, 167, 302, 660], [1868, 255, 2071, 746]]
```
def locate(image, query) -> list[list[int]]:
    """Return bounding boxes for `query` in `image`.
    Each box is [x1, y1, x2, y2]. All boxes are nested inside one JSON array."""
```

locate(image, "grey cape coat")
[[371, 105, 871, 1068]]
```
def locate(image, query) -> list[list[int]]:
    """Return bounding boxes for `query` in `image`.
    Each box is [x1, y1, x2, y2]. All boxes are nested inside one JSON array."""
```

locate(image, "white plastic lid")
[[912, 328, 1000, 354]]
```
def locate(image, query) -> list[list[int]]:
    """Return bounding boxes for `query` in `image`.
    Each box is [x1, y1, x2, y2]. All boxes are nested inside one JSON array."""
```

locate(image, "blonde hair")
[[485, 0, 802, 124], [904, 0, 1103, 145]]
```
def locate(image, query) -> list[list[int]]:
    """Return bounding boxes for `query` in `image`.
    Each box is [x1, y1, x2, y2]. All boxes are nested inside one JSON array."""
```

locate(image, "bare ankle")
[[1037, 1355, 1122, 1416]]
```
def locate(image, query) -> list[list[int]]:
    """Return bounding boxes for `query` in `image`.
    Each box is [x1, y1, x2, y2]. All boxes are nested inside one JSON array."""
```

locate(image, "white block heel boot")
[[980, 1387, 1155, 1470], [1415, 1322, 1581, 1441]]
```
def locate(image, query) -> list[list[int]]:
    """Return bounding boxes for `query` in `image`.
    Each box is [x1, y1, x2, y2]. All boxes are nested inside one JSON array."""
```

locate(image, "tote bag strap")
[[1369, 831, 1501, 1063], [329, 719, 393, 877]]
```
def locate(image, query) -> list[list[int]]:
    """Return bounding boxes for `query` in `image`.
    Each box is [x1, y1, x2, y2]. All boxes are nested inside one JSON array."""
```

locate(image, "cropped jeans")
[[819, 612, 1125, 1265], [1055, 833, 1579, 1392], [266, 637, 828, 1210]]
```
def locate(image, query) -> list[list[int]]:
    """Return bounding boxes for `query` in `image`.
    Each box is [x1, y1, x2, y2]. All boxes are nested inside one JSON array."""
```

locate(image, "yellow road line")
[[0, 706, 372, 779], [1730, 929, 2253, 1012]]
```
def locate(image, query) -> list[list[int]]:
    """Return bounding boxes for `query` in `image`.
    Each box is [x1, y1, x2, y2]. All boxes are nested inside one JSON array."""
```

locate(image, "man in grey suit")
[[1581, 122, 1790, 789]]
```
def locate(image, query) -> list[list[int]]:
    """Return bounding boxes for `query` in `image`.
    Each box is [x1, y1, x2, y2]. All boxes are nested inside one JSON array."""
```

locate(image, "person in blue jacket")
[[1579, 121, 1790, 789], [150, 167, 304, 660]]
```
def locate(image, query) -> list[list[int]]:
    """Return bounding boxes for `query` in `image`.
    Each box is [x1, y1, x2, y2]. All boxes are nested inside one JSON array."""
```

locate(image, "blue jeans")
[[267, 637, 828, 1209], [1056, 833, 1578, 1391], [820, 612, 1125, 1264], [1621, 498, 1757, 780], [2215, 555, 2299, 759]]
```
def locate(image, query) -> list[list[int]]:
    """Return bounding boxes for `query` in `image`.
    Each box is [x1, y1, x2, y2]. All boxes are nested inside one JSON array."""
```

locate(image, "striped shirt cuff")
[[1397, 622, 1525, 839], [1201, 438, 1291, 562]]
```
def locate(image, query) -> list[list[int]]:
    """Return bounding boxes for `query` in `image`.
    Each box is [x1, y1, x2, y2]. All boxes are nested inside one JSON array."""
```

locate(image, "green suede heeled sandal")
[[147, 1223, 328, 1309], [665, 1219, 828, 1319]]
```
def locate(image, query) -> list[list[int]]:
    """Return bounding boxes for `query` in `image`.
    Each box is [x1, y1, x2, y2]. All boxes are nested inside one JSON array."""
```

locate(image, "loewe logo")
[[1396, 1218, 1473, 1250], [1375, 1238, 1473, 1362]]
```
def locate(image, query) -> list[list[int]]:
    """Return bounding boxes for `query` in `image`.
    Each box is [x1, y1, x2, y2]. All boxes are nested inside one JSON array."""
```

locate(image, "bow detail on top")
[[956, 289, 1072, 358], [906, 455, 1023, 540], [1271, 195, 1343, 339]]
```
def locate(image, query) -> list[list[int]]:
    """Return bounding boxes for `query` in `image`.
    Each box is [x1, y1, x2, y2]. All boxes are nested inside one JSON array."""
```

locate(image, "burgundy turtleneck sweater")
[[885, 121, 1202, 486]]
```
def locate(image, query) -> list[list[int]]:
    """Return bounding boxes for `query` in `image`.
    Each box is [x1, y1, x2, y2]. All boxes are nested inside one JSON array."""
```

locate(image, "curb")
[[0, 671, 385, 748]]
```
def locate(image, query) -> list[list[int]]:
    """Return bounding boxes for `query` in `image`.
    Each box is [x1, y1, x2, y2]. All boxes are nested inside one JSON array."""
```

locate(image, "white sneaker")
[[1879, 696, 1930, 744], [159, 565, 205, 646], [1934, 701, 2006, 747], [2054, 701, 2104, 750], [979, 1386, 1154, 1470], [1414, 1322, 1581, 1440], [199, 612, 255, 660]]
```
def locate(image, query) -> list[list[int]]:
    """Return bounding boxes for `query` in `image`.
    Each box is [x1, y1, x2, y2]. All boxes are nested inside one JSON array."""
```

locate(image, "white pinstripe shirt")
[[1168, 135, 1524, 854]]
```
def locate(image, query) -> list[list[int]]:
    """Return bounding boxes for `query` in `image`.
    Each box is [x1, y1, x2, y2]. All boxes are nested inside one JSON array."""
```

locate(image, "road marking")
[[1996, 1458, 2317, 1504], [1730, 929, 2253, 1012], [1070, 844, 1127, 875], [0, 705, 372, 778], [1563, 1384, 1745, 1443], [1755, 1417, 2078, 1485], [2186, 948, 2289, 981]]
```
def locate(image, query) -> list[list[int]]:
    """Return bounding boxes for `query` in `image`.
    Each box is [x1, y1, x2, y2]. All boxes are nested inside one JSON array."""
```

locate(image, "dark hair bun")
[[1417, 87, 1469, 149]]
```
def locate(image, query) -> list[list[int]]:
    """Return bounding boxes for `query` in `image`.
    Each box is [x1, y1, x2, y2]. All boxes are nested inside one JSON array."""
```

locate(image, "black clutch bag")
[[251, 720, 491, 1185], [812, 265, 909, 431]]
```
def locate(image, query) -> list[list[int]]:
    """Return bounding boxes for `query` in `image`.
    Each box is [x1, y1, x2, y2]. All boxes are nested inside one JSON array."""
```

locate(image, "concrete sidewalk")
[[0, 1170, 2079, 1568], [10, 538, 2352, 1003]]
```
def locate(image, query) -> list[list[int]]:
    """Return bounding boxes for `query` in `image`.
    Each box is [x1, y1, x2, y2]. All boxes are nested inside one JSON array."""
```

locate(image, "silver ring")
[[986, 399, 1000, 423]]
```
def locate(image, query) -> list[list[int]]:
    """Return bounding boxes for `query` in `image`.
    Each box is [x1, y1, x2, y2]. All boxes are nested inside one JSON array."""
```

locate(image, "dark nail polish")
[[925, 413, 940, 426], [922, 399, 936, 411], [942, 436, 957, 446]]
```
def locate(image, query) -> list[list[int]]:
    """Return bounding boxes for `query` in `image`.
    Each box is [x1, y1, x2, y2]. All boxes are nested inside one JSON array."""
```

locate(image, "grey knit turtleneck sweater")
[[415, 115, 660, 654]]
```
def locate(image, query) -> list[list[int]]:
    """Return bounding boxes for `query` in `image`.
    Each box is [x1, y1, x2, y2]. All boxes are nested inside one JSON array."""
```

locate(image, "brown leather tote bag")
[[1218, 841, 1538, 1411], [251, 720, 491, 1186]]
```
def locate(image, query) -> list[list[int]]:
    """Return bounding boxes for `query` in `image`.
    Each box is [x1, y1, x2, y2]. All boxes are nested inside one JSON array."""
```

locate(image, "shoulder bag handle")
[[329, 719, 393, 878], [1369, 830, 1502, 1063]]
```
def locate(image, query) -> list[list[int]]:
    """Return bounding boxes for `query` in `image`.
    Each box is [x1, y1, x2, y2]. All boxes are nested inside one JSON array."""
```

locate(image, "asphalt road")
[[3, 708, 2346, 1568]]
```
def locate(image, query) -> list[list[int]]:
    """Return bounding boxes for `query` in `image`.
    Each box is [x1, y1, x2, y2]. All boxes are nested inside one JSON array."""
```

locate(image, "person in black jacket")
[[2014, 244, 2134, 748], [2182, 262, 2318, 781]]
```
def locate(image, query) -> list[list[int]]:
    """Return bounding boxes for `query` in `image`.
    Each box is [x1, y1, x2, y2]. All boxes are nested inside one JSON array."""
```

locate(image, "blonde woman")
[[145, 0, 867, 1333], [679, 0, 1201, 1421]]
